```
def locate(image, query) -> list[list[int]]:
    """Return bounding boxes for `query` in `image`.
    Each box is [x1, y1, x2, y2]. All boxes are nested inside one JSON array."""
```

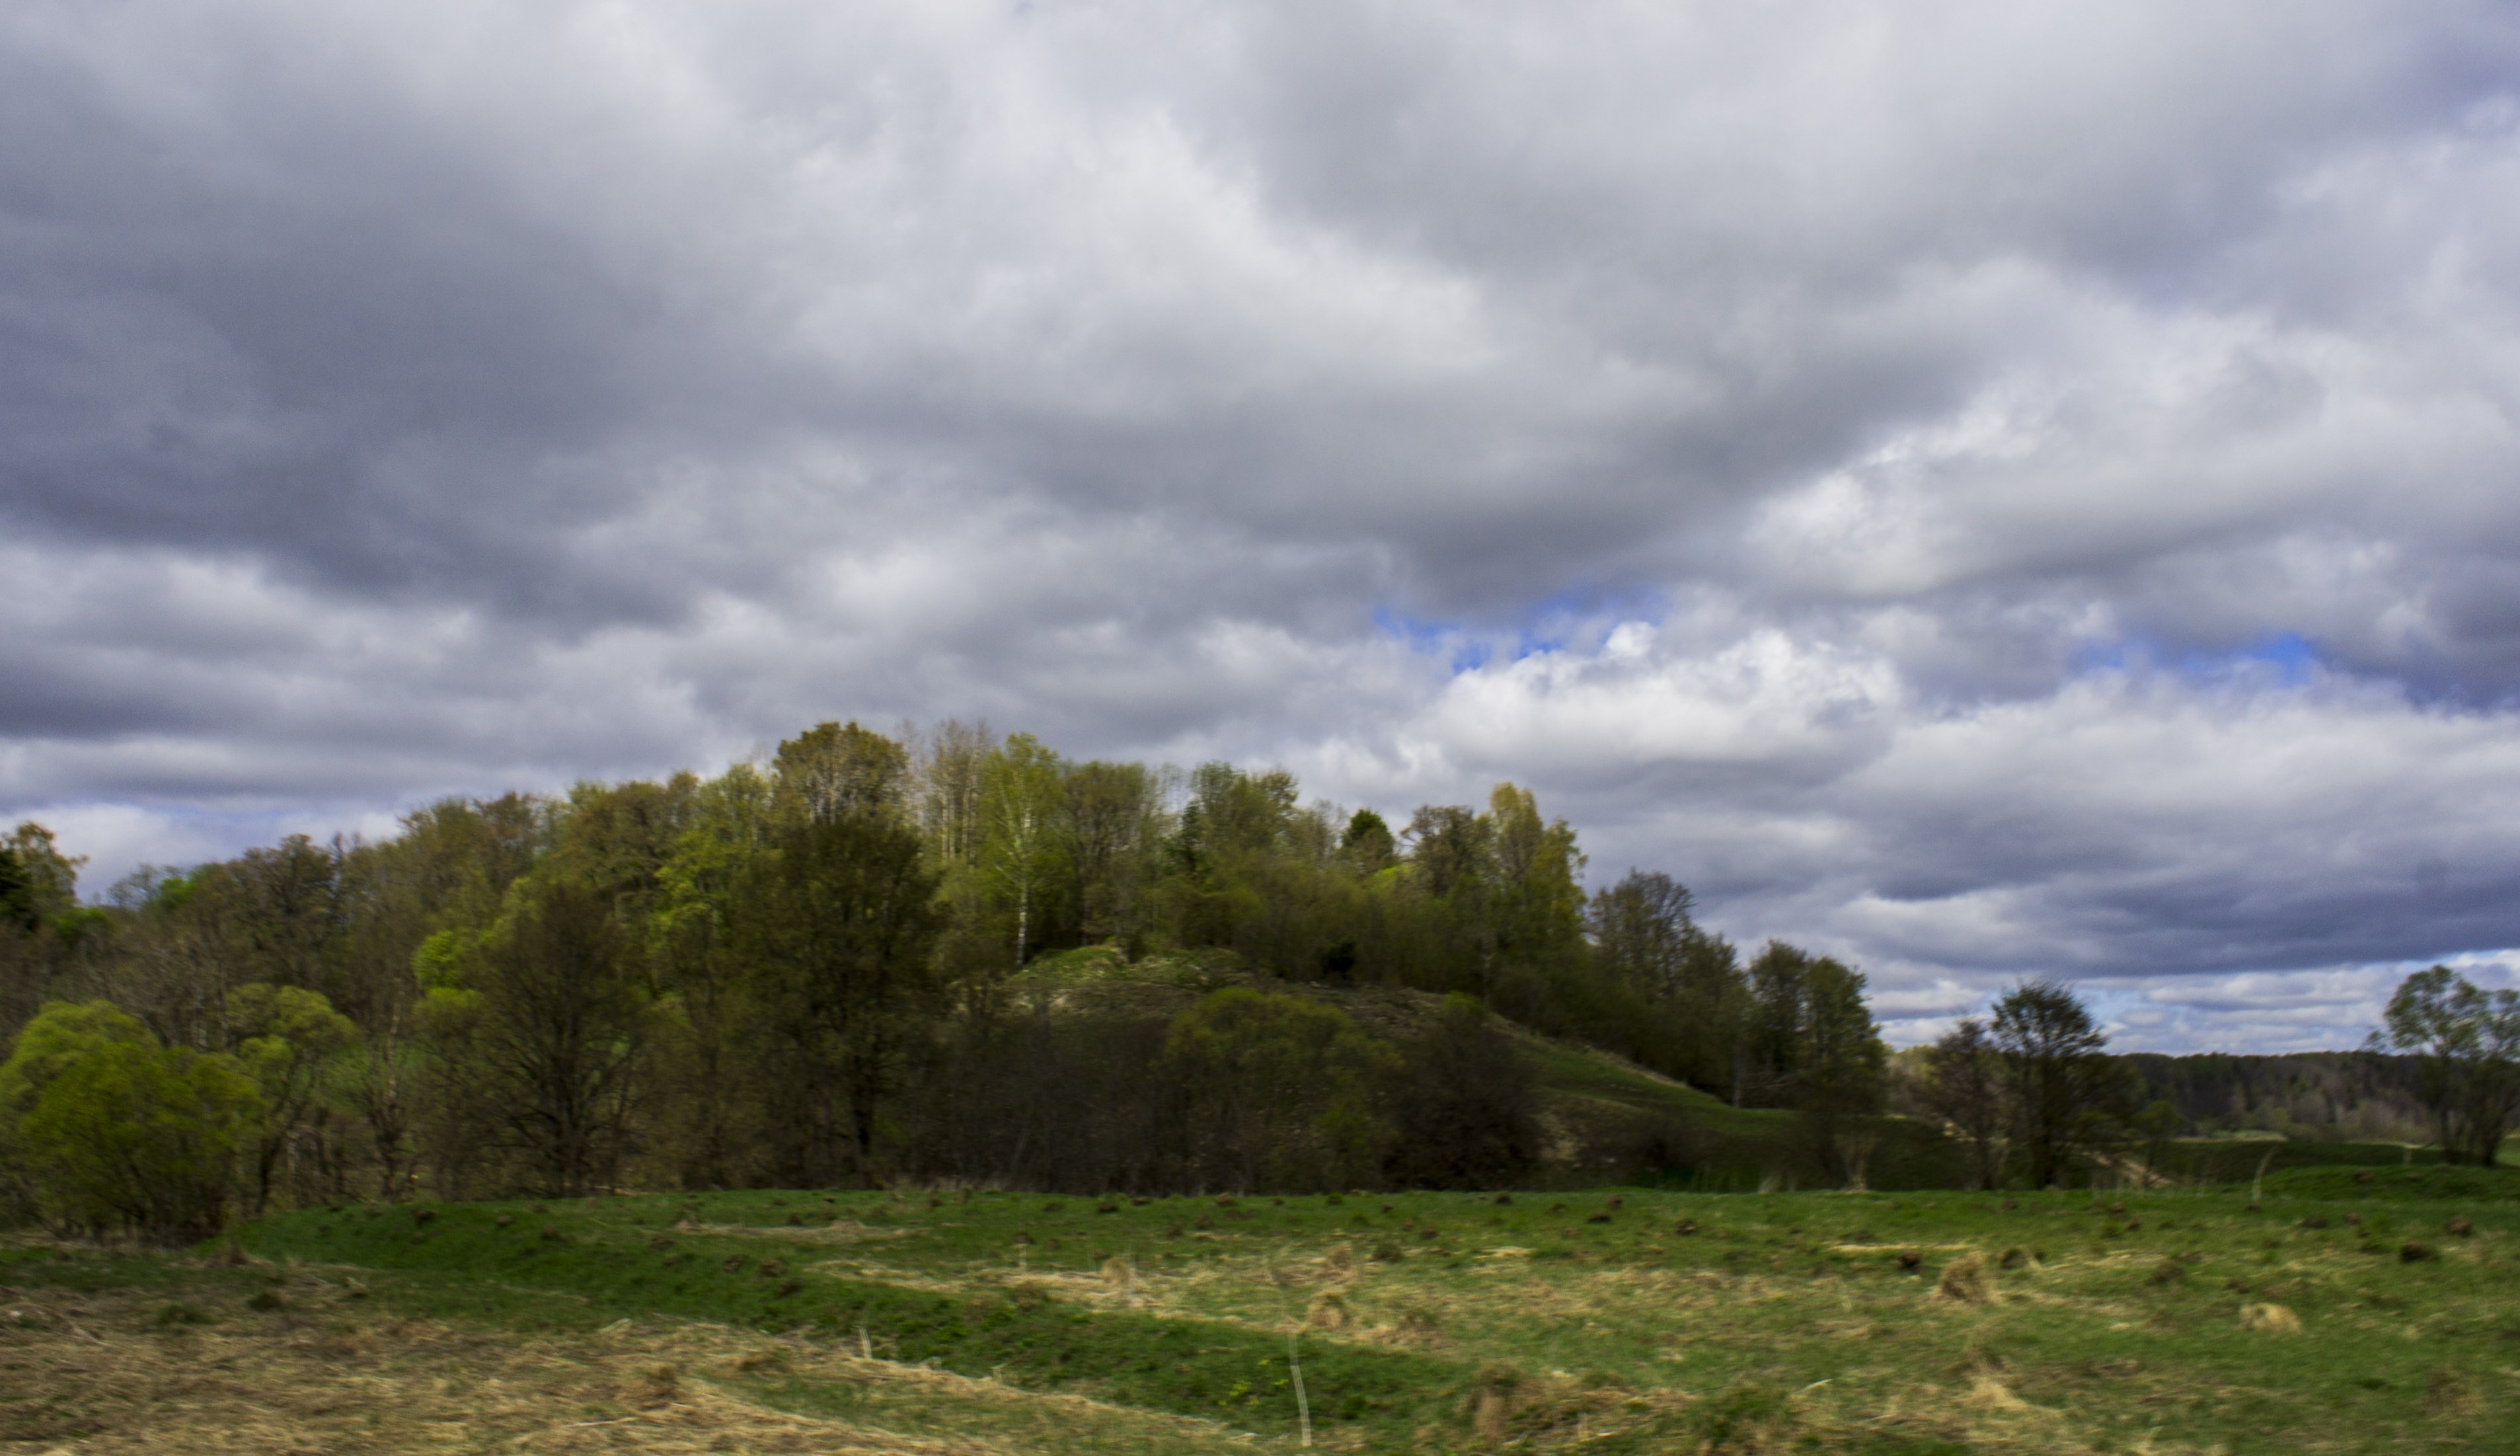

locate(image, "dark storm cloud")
[[7, 0, 2520, 1048]]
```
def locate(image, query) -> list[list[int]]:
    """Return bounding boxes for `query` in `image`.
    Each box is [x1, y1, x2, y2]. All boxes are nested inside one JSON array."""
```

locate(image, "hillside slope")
[[1008, 946, 1965, 1190]]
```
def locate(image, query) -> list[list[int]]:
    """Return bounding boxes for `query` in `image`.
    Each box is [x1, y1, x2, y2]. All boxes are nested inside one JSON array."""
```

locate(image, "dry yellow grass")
[[1934, 1254, 1993, 1305], [0, 1277, 1123, 1456]]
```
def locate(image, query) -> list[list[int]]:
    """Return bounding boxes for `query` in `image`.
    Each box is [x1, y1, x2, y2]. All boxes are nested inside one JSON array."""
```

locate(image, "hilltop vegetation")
[[0, 719, 1902, 1233], [0, 717, 2510, 1248]]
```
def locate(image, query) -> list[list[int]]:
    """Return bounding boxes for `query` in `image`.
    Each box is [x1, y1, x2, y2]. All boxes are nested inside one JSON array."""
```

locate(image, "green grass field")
[[9, 1167, 2518, 1454]]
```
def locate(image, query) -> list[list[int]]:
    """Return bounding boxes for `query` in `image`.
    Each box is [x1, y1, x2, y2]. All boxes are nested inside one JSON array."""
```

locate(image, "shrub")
[[1, 1002, 260, 1244]]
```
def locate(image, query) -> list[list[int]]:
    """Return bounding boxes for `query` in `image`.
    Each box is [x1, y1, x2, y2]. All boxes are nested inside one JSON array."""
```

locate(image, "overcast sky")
[[7, 0, 2520, 1052]]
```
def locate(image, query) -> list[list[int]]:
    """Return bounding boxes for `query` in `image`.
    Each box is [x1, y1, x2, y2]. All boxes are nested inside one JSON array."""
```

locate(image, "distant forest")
[[0, 719, 2489, 1239]]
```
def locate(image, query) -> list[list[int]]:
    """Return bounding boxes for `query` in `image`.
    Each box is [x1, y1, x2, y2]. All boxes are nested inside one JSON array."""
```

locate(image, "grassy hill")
[[1009, 946, 1967, 1192]]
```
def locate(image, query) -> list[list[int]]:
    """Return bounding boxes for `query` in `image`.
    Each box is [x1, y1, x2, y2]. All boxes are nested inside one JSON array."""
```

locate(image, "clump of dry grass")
[[1467, 1363, 1519, 1446], [1935, 1254, 1993, 1305], [1962, 1372, 2032, 1413], [2238, 1302, 2301, 1334], [1305, 1289, 1348, 1330], [1388, 1303, 1443, 1344]]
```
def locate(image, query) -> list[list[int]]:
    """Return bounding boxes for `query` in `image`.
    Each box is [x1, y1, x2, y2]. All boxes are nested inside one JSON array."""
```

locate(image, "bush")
[[1, 1001, 260, 1243], [1386, 995, 1540, 1189]]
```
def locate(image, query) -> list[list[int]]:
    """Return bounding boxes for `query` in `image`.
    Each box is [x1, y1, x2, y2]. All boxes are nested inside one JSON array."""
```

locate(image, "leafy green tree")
[[1164, 988, 1398, 1192], [733, 785, 946, 1184], [0, 846, 35, 936], [2, 824, 83, 923], [551, 776, 698, 919], [1737, 943, 1886, 1179], [1796, 956, 1887, 1178], [647, 764, 776, 1188], [777, 720, 909, 825], [1991, 979, 2118, 1188], [432, 878, 648, 1196], [186, 835, 344, 1012], [1338, 809, 1398, 875], [1151, 763, 1291, 954], [227, 983, 358, 1214], [1485, 785, 1588, 983], [1923, 1016, 2005, 1190], [0, 825, 87, 1042], [2371, 966, 2520, 1165], [975, 734, 1071, 968], [1589, 871, 1697, 998], [1, 1001, 258, 1243], [0, 1000, 154, 1119], [1061, 760, 1159, 946], [324, 795, 548, 1200]]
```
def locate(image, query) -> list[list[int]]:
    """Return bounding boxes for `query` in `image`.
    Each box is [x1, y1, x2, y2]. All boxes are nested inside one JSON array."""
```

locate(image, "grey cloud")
[[8, 1, 2520, 1048]]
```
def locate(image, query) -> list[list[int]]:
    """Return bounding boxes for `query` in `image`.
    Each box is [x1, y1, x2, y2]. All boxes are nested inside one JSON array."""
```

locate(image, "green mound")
[[1001, 946, 1966, 1190], [2167, 1137, 2445, 1182], [2260, 1163, 2520, 1202]]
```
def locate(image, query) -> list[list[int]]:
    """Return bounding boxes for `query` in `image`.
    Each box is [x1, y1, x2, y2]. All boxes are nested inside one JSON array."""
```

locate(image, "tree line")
[[0, 720, 1892, 1241], [1901, 969, 2520, 1190]]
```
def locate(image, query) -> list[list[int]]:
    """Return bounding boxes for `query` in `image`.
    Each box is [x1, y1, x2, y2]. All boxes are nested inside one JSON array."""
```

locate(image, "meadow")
[[4, 1166, 2515, 1455]]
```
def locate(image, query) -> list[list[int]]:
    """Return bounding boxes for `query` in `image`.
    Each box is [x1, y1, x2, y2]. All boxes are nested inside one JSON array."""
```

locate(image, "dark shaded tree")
[[1387, 994, 1539, 1188], [1923, 1017, 2005, 1190], [1990, 979, 2119, 1188], [451, 878, 648, 1196], [733, 800, 946, 1184]]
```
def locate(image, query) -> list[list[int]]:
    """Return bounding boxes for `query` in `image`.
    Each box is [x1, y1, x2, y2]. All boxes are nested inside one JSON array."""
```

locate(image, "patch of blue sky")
[[2074, 631, 2323, 687], [1375, 584, 1669, 674], [1372, 607, 1488, 673]]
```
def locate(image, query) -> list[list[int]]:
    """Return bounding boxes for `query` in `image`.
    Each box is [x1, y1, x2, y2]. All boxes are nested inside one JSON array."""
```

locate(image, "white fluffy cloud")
[[6, 0, 2520, 1047]]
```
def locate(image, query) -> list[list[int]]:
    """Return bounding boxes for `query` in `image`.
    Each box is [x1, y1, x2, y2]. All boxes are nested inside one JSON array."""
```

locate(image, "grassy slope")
[[1013, 948, 1967, 1190], [64, 1176, 2458, 1453]]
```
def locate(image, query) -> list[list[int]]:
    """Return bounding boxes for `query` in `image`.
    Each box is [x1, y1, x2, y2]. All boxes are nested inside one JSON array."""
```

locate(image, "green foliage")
[[0, 720, 2185, 1210], [731, 800, 946, 1184], [974, 733, 1069, 968], [1164, 988, 1400, 1191], [432, 877, 648, 1196], [1993, 977, 2128, 1188], [2, 1001, 258, 1242], [1, 823, 83, 925], [1387, 994, 1541, 1188], [227, 983, 358, 1214], [2372, 966, 2520, 1166], [0, 846, 35, 936]]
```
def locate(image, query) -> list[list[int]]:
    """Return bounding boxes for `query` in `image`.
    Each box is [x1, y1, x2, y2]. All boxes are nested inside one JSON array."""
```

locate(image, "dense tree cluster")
[[0, 720, 1890, 1239], [1912, 981, 2147, 1191]]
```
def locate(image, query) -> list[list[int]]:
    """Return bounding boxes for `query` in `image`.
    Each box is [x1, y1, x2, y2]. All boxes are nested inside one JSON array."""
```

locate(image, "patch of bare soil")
[[0, 1280, 982, 1455]]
